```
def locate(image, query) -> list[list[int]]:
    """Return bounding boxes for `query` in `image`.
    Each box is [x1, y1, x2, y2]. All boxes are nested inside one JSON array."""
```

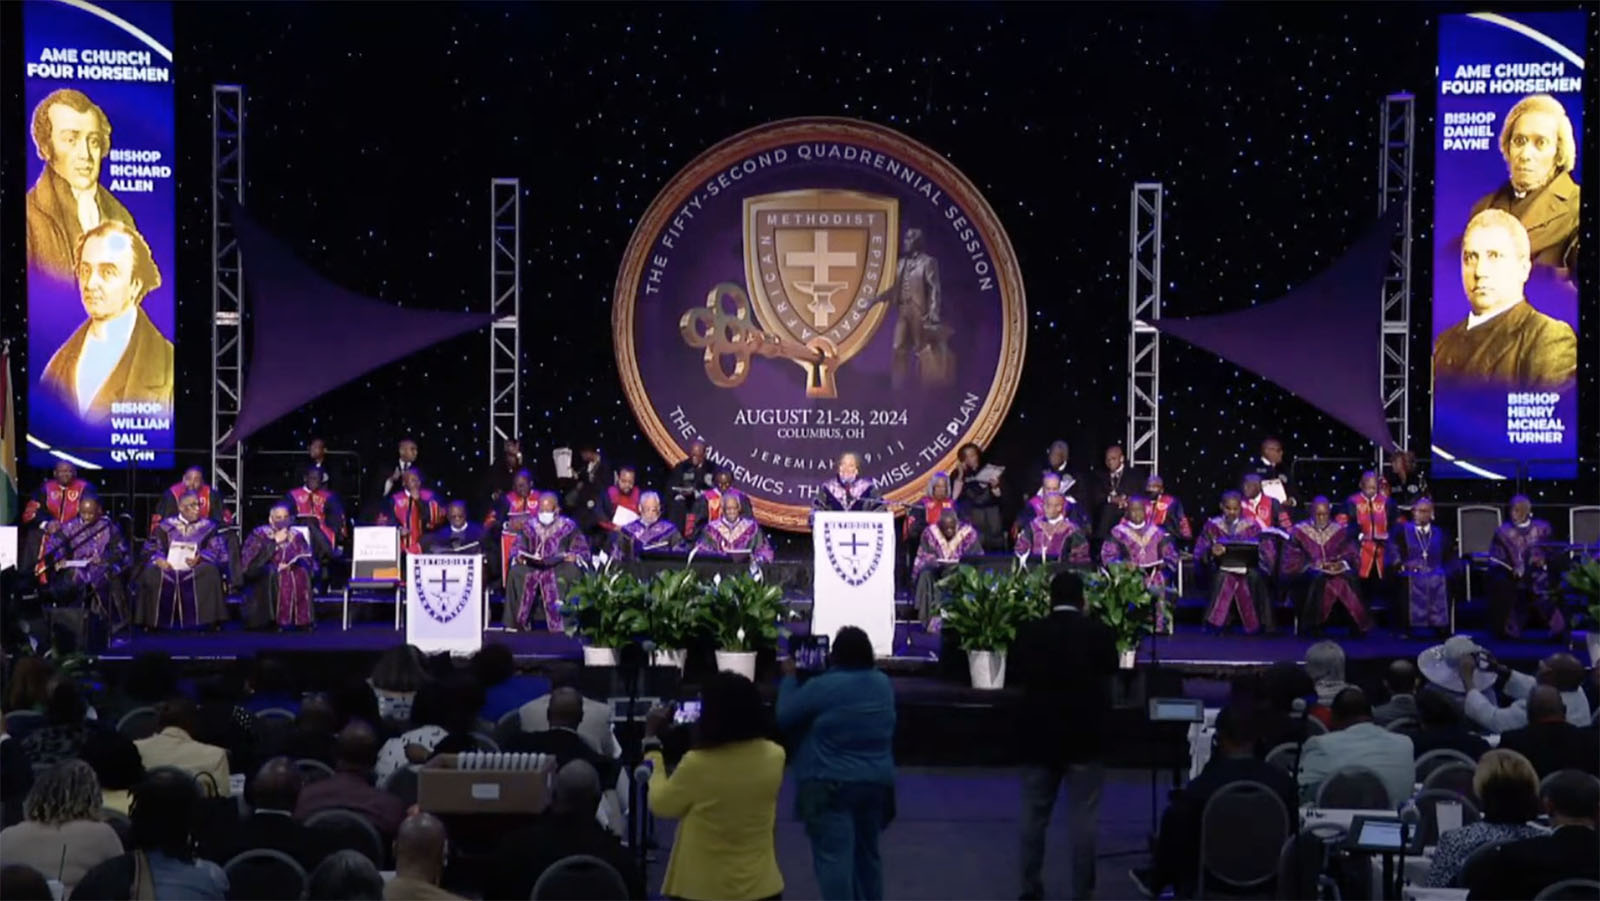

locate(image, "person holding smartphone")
[[776, 627, 897, 900]]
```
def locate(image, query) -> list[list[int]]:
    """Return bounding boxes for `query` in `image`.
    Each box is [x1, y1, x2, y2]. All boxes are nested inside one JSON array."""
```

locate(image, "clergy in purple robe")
[[41, 496, 129, 635], [1015, 471, 1089, 534], [611, 492, 684, 561], [1385, 498, 1453, 636], [1100, 496, 1178, 631], [241, 504, 316, 630], [1194, 492, 1276, 634], [694, 492, 775, 564], [507, 492, 589, 632], [1013, 492, 1091, 565], [136, 492, 229, 630], [811, 452, 884, 513], [1486, 495, 1565, 639], [912, 509, 982, 624], [1283, 497, 1371, 635]]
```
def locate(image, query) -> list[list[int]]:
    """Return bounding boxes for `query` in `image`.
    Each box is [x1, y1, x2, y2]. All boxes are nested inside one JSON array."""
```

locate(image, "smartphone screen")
[[797, 635, 830, 672], [674, 700, 702, 724]]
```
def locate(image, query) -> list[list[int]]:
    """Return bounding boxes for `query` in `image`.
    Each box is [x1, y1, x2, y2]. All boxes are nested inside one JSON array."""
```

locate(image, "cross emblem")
[[843, 533, 868, 556], [786, 229, 856, 327], [429, 570, 457, 595]]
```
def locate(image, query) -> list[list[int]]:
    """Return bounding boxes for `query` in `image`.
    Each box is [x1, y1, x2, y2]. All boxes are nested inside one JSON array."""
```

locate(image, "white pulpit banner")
[[407, 553, 483, 654], [0, 526, 17, 571], [811, 512, 896, 657]]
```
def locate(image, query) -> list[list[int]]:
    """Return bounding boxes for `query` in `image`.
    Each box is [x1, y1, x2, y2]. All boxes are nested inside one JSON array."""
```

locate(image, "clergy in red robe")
[[22, 461, 96, 579], [507, 492, 589, 631], [912, 509, 982, 624], [1283, 497, 1370, 635], [1194, 492, 1276, 635], [1486, 495, 1565, 639], [1100, 496, 1178, 631], [1144, 474, 1192, 542], [1014, 492, 1090, 565], [1240, 474, 1291, 532], [137, 493, 229, 630], [378, 470, 445, 556], [1340, 471, 1391, 602], [486, 470, 536, 586], [152, 466, 232, 530], [598, 466, 643, 534], [688, 469, 735, 538], [904, 472, 955, 546], [285, 466, 346, 567], [241, 504, 316, 630]]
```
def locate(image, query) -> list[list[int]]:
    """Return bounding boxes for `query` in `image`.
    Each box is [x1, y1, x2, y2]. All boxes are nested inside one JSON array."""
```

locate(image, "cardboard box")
[[417, 755, 552, 814]]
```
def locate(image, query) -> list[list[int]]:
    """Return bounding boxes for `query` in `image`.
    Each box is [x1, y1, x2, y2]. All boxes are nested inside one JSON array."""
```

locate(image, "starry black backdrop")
[[3, 2, 1596, 533]]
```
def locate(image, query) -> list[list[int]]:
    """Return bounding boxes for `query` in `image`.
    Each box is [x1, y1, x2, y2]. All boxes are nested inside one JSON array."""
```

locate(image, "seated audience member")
[[693, 491, 775, 563], [136, 492, 230, 630], [423, 500, 484, 553], [20, 678, 90, 766], [71, 768, 230, 900], [241, 655, 302, 715], [307, 849, 385, 901], [200, 757, 324, 873], [1422, 749, 1547, 887], [240, 503, 316, 630], [1461, 651, 1591, 733], [266, 693, 339, 765], [912, 509, 983, 625], [1297, 687, 1414, 806], [193, 669, 260, 774], [1131, 704, 1298, 898], [504, 686, 615, 779], [472, 642, 549, 725], [643, 671, 785, 901], [1410, 689, 1491, 761], [1255, 661, 1316, 751], [369, 644, 429, 725], [517, 669, 619, 757], [6, 657, 55, 724], [1465, 769, 1599, 899], [102, 651, 179, 724], [79, 730, 145, 815], [134, 698, 230, 795], [0, 864, 53, 900], [1498, 685, 1600, 777], [0, 761, 122, 890], [1373, 659, 1421, 726], [610, 491, 685, 560], [505, 492, 590, 632], [294, 721, 406, 841], [1304, 640, 1350, 728], [374, 678, 481, 785], [384, 812, 462, 900], [0, 731, 33, 830], [485, 759, 646, 900]]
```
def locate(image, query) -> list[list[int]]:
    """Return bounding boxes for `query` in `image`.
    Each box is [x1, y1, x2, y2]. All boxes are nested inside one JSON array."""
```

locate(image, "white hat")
[[1417, 636, 1498, 693]]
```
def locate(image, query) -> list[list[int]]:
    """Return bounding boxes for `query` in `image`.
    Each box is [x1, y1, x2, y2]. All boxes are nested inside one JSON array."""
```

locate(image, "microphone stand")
[[618, 641, 649, 868], [1289, 698, 1314, 898]]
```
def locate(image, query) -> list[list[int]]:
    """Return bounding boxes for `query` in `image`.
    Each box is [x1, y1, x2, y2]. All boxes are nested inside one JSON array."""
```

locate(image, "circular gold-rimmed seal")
[[613, 117, 1026, 531]]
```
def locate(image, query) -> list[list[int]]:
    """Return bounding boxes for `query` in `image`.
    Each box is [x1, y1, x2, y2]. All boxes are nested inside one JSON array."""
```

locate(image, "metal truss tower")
[[1126, 183, 1164, 476], [488, 178, 522, 459], [211, 85, 245, 522], [1378, 93, 1414, 459]]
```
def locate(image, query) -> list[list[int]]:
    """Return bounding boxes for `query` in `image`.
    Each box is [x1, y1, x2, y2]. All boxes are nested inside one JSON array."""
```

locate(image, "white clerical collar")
[[1046, 516, 1064, 525], [450, 524, 467, 534], [1260, 457, 1273, 467], [1514, 519, 1531, 529], [1466, 299, 1521, 330]]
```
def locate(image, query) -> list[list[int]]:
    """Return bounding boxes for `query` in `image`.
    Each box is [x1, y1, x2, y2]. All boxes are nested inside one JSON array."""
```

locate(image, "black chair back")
[[224, 849, 308, 900], [1421, 762, 1478, 801], [1416, 748, 1478, 782], [531, 854, 631, 900], [1315, 766, 1391, 809], [1455, 838, 1510, 889], [296, 758, 336, 784], [116, 706, 160, 740], [306, 808, 385, 868], [1264, 742, 1300, 774], [1197, 780, 1291, 897], [1536, 878, 1600, 900]]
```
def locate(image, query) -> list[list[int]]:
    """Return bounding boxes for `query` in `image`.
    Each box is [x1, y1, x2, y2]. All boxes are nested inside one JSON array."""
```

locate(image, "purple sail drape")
[[225, 209, 495, 447], [1153, 211, 1399, 449]]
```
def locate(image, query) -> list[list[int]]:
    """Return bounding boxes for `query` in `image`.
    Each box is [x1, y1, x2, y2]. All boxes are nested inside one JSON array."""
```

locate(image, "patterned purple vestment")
[[1284, 520, 1370, 630], [913, 523, 981, 580], [1101, 520, 1178, 630], [511, 516, 589, 630], [611, 519, 683, 560], [1014, 518, 1090, 565], [694, 516, 775, 563], [1194, 516, 1275, 633], [1487, 518, 1563, 637], [42, 517, 128, 628], [242, 525, 316, 627]]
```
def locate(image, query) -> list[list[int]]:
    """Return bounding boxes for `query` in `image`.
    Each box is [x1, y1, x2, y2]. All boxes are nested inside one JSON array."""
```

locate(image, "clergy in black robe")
[[952, 443, 1005, 551], [482, 439, 525, 505], [241, 505, 316, 630], [1433, 210, 1576, 389], [137, 493, 229, 630], [1088, 445, 1145, 540], [812, 452, 884, 513], [1038, 440, 1080, 499], [426, 501, 488, 554], [666, 439, 715, 533], [1380, 450, 1429, 521], [564, 445, 613, 537], [368, 437, 421, 519], [1242, 437, 1297, 510]]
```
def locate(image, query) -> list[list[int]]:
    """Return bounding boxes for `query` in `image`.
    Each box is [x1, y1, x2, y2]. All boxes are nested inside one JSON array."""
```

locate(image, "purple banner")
[[1431, 12, 1585, 480], [23, 0, 176, 472], [612, 119, 1027, 530]]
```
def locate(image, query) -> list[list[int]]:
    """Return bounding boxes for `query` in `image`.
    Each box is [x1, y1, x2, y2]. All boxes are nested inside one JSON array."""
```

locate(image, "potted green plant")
[[1563, 559, 1600, 665], [1084, 563, 1160, 668], [560, 560, 647, 665], [938, 565, 1029, 689], [703, 572, 788, 679], [642, 568, 708, 669]]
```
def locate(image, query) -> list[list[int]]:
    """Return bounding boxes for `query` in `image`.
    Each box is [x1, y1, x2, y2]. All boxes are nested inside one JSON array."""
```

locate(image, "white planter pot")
[[1585, 631, 1600, 668], [582, 646, 618, 667], [715, 650, 757, 679], [967, 650, 1007, 690], [1119, 649, 1138, 670], [651, 648, 687, 670]]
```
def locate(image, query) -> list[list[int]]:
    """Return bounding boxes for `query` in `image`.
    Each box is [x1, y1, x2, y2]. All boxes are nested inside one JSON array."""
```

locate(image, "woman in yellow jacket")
[[644, 671, 786, 900]]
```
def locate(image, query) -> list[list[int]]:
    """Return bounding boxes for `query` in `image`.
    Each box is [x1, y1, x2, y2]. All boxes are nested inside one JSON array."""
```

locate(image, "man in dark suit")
[[1373, 659, 1420, 727], [1243, 437, 1297, 510], [483, 759, 645, 900], [503, 687, 616, 784], [201, 757, 325, 872], [1410, 689, 1489, 761], [1498, 685, 1600, 778], [1088, 444, 1145, 540], [1132, 704, 1298, 898], [1466, 769, 1599, 899], [40, 220, 173, 422], [423, 501, 486, 553], [1012, 571, 1119, 901], [25, 88, 139, 280], [1468, 93, 1580, 272], [1433, 209, 1576, 388]]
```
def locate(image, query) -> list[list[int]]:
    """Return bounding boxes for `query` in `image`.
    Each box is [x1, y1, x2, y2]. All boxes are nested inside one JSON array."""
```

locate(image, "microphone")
[[1398, 800, 1421, 830], [1290, 698, 1307, 716], [633, 761, 654, 783]]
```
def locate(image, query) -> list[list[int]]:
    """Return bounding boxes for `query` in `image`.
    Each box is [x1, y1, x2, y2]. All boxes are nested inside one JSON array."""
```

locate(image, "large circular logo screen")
[[614, 118, 1026, 530]]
